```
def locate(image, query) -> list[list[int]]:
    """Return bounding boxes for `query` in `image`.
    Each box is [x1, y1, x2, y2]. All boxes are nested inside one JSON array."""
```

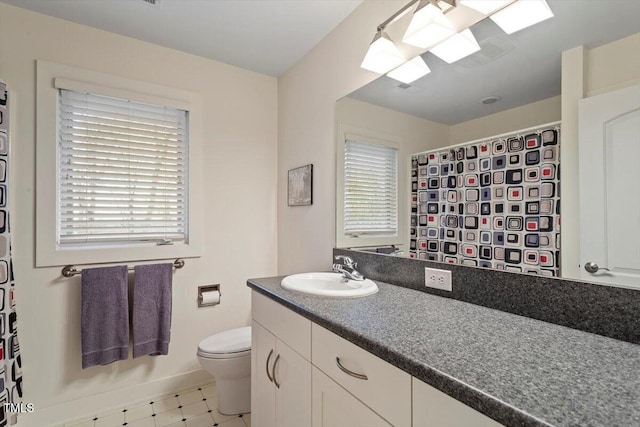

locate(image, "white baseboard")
[[18, 369, 213, 427]]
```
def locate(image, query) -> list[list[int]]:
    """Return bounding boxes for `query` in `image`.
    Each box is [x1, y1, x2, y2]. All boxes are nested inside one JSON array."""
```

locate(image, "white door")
[[274, 340, 312, 427], [312, 367, 391, 427], [578, 84, 640, 288], [252, 321, 277, 427]]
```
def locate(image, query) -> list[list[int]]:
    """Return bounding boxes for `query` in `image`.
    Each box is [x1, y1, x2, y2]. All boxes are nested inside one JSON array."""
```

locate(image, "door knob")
[[584, 262, 610, 273]]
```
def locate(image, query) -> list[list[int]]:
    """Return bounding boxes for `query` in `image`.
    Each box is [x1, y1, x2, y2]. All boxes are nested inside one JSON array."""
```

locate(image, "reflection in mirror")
[[335, 0, 640, 288], [409, 122, 561, 277]]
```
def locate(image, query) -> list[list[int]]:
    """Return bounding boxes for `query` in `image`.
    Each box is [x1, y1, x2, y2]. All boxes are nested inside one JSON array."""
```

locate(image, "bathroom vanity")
[[248, 276, 640, 427]]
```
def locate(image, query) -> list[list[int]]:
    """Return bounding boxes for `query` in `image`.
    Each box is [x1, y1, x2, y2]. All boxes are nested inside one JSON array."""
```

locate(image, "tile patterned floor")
[[61, 382, 251, 427]]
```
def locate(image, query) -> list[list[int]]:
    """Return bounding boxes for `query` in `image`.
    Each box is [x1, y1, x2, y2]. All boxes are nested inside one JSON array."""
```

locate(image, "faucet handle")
[[335, 255, 356, 268]]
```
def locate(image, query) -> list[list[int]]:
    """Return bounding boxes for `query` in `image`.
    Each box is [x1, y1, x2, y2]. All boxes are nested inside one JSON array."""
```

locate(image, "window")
[[337, 131, 400, 248], [36, 60, 202, 267], [344, 139, 398, 237], [57, 89, 188, 246]]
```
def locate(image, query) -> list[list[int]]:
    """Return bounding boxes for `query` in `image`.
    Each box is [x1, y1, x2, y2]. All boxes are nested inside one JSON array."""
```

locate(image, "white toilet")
[[197, 326, 251, 415]]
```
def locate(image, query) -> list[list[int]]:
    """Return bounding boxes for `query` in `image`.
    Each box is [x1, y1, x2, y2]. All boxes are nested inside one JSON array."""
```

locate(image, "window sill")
[[336, 235, 402, 249], [37, 241, 201, 269]]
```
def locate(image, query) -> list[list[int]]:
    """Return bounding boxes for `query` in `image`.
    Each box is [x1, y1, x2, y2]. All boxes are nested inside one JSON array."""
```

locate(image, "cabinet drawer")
[[311, 324, 411, 427], [312, 367, 391, 427], [252, 291, 311, 360]]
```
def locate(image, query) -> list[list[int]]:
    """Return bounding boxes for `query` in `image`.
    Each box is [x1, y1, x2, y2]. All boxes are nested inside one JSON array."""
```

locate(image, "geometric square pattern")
[[60, 382, 251, 427], [0, 82, 24, 426], [410, 126, 561, 276]]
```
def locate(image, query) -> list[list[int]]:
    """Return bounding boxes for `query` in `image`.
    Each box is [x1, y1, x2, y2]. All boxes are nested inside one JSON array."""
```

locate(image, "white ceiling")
[[0, 0, 363, 76], [348, 0, 640, 124]]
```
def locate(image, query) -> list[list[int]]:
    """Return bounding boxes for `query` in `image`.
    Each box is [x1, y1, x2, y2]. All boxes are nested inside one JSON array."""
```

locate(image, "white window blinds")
[[57, 89, 188, 246], [344, 139, 398, 236]]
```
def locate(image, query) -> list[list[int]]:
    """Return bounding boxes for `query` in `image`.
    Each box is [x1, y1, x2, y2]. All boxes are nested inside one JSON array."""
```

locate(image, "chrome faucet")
[[332, 255, 365, 281]]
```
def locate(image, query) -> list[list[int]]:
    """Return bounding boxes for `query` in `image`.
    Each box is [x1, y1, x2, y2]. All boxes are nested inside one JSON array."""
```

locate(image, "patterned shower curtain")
[[410, 125, 561, 276], [0, 81, 23, 425]]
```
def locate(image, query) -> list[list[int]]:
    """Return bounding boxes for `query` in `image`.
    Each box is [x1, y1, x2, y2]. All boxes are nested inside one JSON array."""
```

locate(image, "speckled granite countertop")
[[247, 277, 640, 427]]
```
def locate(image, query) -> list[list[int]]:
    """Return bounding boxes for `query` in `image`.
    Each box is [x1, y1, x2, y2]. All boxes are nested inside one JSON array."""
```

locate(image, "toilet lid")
[[198, 326, 251, 356]]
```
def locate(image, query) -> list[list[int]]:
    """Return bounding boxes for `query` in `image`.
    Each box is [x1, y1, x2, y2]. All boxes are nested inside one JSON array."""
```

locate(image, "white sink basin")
[[281, 272, 378, 298]]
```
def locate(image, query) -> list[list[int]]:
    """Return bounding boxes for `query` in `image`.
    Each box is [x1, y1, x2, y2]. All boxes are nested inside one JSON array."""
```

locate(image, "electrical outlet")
[[424, 267, 452, 291]]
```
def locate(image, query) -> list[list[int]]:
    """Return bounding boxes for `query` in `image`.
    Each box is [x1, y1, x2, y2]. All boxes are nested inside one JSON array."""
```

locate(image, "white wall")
[[0, 4, 278, 425], [587, 33, 640, 97], [338, 95, 561, 152], [561, 32, 640, 279], [336, 97, 450, 153], [449, 96, 561, 145], [277, 1, 404, 274]]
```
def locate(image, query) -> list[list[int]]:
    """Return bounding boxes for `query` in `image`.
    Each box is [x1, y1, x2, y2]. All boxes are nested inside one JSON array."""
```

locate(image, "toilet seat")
[[197, 326, 251, 359], [198, 348, 250, 359]]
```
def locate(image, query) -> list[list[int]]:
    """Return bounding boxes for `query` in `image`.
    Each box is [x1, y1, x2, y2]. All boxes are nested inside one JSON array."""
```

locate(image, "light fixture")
[[360, 0, 553, 78], [490, 0, 554, 34], [361, 30, 406, 74], [429, 29, 481, 63], [459, 0, 513, 15], [387, 56, 431, 84], [402, 0, 456, 49]]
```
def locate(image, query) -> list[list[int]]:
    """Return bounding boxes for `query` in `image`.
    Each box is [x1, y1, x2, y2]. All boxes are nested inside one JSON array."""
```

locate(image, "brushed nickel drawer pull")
[[336, 357, 368, 380], [266, 349, 274, 383], [273, 354, 281, 388]]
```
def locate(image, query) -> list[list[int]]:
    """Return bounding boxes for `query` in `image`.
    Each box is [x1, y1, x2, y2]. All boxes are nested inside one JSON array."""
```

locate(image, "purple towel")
[[81, 265, 129, 369], [132, 263, 173, 358]]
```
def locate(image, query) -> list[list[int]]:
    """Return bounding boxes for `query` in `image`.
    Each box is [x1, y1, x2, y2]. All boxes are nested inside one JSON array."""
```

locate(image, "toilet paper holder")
[[198, 284, 221, 307]]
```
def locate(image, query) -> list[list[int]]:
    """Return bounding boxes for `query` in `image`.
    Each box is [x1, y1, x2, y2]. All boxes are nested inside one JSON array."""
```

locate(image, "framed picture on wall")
[[288, 164, 313, 206]]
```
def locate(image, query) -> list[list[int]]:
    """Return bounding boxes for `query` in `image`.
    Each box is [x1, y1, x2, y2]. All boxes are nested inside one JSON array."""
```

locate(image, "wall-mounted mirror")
[[335, 0, 640, 288]]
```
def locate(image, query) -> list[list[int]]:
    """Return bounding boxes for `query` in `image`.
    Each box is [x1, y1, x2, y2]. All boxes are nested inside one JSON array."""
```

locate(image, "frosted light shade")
[[387, 56, 431, 84], [361, 32, 406, 74], [459, 0, 513, 15], [402, 3, 456, 49], [430, 29, 481, 64], [490, 0, 554, 34]]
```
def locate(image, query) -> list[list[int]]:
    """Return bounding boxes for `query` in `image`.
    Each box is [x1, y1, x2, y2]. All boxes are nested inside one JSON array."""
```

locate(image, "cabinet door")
[[252, 320, 277, 427], [312, 367, 391, 427], [412, 378, 503, 427], [274, 340, 312, 427]]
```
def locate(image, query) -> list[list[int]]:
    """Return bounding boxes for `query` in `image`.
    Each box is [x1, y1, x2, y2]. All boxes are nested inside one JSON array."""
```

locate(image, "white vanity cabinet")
[[412, 378, 504, 427], [252, 292, 312, 427], [251, 290, 504, 427]]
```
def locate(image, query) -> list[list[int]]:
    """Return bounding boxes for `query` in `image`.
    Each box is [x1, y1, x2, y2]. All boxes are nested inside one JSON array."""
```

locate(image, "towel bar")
[[61, 259, 185, 278]]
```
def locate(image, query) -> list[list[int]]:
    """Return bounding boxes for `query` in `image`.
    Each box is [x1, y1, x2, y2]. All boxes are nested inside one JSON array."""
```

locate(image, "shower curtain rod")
[[415, 120, 562, 155], [61, 258, 185, 278]]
